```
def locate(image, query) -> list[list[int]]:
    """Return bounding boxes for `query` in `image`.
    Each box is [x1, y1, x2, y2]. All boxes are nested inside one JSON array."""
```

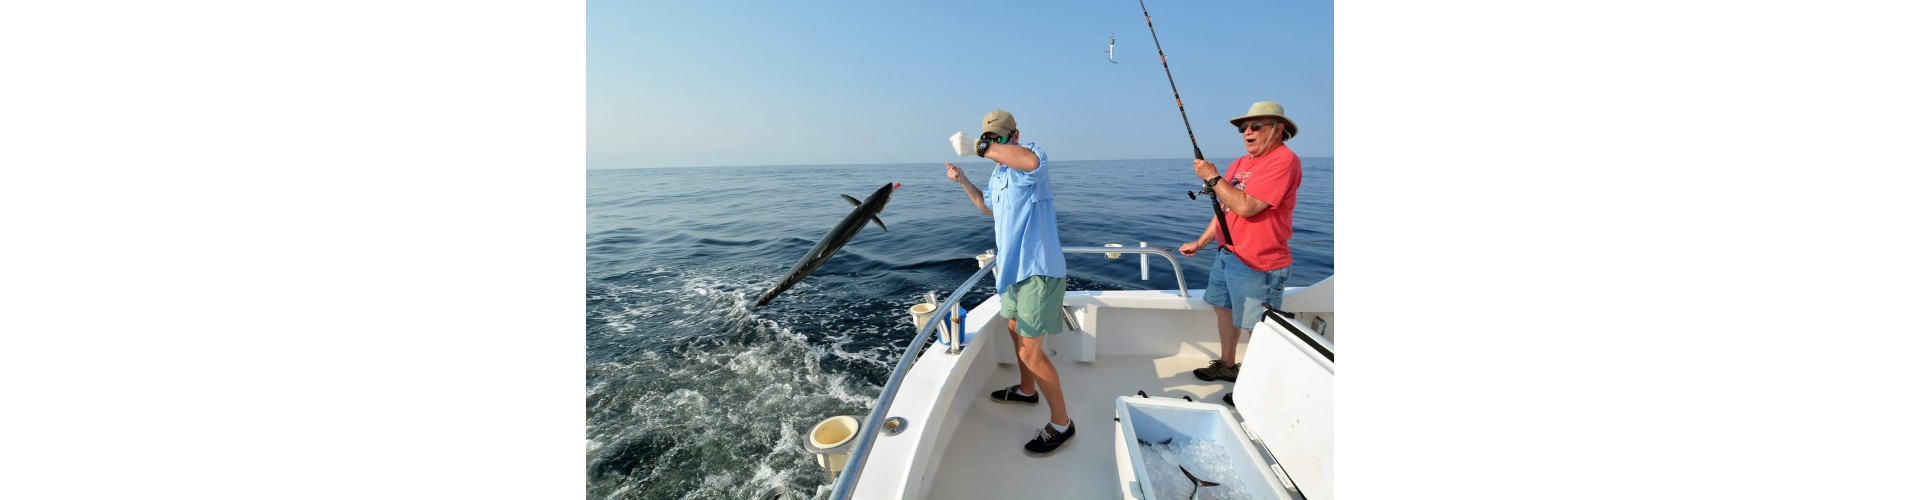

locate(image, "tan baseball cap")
[[1229, 101, 1299, 141], [981, 109, 1017, 137]]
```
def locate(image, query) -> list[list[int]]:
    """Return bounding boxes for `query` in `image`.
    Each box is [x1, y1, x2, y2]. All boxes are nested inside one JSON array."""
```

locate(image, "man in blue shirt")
[[943, 109, 1074, 456]]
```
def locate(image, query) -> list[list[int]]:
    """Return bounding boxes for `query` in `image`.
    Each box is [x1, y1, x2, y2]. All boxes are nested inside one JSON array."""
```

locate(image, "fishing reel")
[[1188, 174, 1223, 199]]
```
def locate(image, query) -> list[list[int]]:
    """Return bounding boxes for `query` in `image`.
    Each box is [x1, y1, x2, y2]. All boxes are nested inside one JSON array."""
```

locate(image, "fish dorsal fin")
[[840, 194, 887, 232]]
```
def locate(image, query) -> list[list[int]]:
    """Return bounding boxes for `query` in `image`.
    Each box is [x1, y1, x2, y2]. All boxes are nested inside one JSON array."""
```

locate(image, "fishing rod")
[[1137, 0, 1233, 246]]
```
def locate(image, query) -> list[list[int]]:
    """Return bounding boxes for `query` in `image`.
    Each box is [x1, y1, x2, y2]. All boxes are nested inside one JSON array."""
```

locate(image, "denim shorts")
[[1202, 248, 1291, 330]]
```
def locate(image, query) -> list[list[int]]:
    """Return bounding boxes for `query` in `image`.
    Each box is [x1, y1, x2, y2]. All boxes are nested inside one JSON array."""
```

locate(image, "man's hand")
[[1193, 159, 1220, 181], [945, 162, 968, 183], [1179, 240, 1207, 257]]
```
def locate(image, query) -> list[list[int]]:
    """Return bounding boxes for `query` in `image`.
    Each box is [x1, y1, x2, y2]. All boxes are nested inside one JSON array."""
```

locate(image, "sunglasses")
[[1237, 121, 1279, 133], [981, 133, 1011, 144]]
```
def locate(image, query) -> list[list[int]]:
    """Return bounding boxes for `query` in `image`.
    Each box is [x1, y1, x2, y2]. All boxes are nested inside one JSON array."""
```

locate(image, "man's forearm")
[[983, 143, 1039, 171], [1211, 182, 1269, 218], [960, 181, 991, 215]]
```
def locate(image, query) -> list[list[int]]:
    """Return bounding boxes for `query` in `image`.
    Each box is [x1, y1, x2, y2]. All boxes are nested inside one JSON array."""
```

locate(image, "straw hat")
[[1229, 101, 1299, 141]]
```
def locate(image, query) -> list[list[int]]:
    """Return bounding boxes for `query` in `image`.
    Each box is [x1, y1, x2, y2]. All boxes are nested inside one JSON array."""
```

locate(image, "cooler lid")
[[1235, 313, 1335, 499]]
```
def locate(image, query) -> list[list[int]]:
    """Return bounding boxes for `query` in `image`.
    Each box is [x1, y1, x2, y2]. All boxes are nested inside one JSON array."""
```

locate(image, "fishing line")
[[1135, 0, 1234, 246]]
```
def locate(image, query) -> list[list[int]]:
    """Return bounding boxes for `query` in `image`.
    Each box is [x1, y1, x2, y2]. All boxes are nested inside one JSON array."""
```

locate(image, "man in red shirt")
[[1179, 101, 1304, 385]]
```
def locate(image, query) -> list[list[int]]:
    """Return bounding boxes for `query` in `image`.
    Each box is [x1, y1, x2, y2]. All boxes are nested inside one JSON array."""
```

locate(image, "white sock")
[[1013, 386, 1033, 397], [1050, 421, 1071, 433]]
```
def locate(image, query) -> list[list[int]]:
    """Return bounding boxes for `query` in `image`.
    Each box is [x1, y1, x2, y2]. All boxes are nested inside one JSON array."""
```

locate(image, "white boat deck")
[[835, 280, 1333, 500], [927, 353, 1234, 499]]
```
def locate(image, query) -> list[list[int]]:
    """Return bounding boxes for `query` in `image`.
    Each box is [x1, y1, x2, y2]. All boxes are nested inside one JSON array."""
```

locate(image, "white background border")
[[5, 1, 1917, 497]]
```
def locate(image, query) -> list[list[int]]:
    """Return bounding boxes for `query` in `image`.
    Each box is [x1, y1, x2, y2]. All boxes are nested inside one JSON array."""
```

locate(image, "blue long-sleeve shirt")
[[987, 142, 1066, 293]]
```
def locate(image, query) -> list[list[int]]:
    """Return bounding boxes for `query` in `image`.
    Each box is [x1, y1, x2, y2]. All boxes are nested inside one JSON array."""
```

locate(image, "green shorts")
[[998, 275, 1065, 338]]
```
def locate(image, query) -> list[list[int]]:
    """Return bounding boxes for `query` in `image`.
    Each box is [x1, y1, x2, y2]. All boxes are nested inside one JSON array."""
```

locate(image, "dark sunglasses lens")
[[995, 136, 1010, 144]]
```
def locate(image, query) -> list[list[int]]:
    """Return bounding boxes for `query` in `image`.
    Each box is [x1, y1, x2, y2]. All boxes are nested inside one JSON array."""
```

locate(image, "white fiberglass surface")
[[925, 353, 1231, 499]]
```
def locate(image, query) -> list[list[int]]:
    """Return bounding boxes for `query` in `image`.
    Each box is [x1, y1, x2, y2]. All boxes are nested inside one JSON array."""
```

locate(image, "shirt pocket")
[[998, 173, 1013, 207], [994, 177, 1034, 212]]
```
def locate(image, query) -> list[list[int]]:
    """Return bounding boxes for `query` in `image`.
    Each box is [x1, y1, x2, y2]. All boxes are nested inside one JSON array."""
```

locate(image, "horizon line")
[[587, 156, 1336, 171]]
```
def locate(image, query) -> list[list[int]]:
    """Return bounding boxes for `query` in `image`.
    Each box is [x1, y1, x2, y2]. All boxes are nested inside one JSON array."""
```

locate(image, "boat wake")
[[587, 266, 893, 499]]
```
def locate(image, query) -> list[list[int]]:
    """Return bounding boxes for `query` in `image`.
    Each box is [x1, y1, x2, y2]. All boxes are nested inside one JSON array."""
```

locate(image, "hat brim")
[[1230, 114, 1299, 141]]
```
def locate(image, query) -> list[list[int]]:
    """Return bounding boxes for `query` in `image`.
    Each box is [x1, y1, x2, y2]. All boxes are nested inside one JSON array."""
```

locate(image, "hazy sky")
[[587, 0, 1333, 169]]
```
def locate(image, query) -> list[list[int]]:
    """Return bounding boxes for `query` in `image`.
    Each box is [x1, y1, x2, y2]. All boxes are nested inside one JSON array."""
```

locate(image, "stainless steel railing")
[[826, 246, 1189, 499], [826, 262, 991, 499], [1060, 245, 1188, 298]]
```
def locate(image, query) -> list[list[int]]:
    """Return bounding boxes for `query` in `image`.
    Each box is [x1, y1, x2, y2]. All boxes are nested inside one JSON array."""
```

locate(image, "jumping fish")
[[751, 182, 899, 308]]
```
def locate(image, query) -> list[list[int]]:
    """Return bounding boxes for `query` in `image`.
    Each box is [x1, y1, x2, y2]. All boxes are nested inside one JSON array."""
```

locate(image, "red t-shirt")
[[1214, 144, 1302, 272]]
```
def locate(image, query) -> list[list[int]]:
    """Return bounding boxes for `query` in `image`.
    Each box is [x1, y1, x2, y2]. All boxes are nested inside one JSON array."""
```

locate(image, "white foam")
[[745, 461, 795, 498], [587, 268, 913, 498]]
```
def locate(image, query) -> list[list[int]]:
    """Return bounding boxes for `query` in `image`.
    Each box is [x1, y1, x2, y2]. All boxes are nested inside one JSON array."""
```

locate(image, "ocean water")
[[585, 157, 1333, 499]]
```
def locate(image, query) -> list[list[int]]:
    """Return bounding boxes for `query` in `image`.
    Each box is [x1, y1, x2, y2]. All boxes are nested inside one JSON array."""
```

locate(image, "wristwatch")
[[974, 138, 991, 157], [1205, 175, 1224, 188]]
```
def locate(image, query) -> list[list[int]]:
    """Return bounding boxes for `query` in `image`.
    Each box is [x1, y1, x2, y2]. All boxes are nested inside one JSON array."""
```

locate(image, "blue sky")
[[587, 0, 1332, 169]]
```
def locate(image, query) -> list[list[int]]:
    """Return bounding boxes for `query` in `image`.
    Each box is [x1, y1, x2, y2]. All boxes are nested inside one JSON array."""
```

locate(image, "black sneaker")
[[1024, 421, 1076, 457], [990, 384, 1039, 405], [1192, 360, 1241, 382]]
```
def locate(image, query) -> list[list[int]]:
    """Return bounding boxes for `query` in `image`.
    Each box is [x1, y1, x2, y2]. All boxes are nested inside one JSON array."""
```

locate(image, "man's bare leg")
[[1009, 319, 1036, 394], [1017, 334, 1070, 426], [1214, 306, 1241, 365]]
